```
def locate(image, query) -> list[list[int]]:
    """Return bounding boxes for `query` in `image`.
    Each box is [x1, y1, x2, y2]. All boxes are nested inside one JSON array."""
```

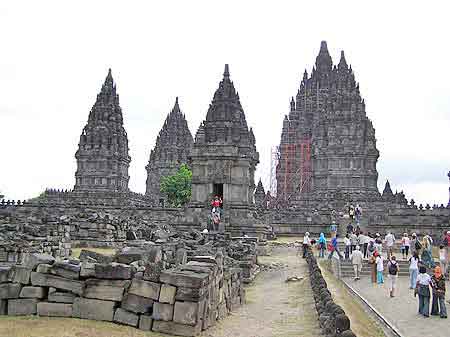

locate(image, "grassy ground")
[[318, 261, 386, 337], [0, 316, 169, 337], [70, 247, 116, 258]]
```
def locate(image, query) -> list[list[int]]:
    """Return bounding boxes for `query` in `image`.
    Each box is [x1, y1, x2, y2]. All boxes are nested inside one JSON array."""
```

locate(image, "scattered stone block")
[[79, 250, 113, 264], [0, 267, 11, 283], [113, 308, 139, 327], [48, 290, 76, 303], [0, 283, 22, 299], [139, 314, 153, 331], [83, 279, 129, 301], [11, 266, 32, 285], [121, 293, 153, 314], [22, 253, 55, 270], [36, 264, 52, 273], [50, 262, 80, 280], [31, 272, 84, 296], [152, 320, 201, 337], [159, 284, 177, 304], [72, 297, 116, 322], [95, 263, 133, 280], [152, 302, 174, 321], [173, 301, 200, 326], [160, 269, 209, 289], [128, 279, 160, 300], [175, 286, 208, 302], [19, 286, 47, 299], [37, 302, 73, 317], [143, 262, 163, 282], [114, 249, 145, 264], [8, 298, 38, 315], [80, 262, 96, 278]]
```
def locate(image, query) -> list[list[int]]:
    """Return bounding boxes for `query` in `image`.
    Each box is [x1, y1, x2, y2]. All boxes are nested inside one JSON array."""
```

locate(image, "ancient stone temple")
[[254, 179, 266, 209], [74, 69, 131, 192], [188, 65, 260, 233], [145, 98, 193, 205], [276, 41, 380, 205]]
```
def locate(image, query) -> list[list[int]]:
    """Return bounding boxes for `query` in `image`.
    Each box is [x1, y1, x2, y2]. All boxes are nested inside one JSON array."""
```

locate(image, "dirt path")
[[203, 246, 321, 337]]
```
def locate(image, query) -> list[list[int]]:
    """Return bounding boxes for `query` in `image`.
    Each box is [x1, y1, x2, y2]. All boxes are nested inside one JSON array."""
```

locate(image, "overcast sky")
[[0, 1, 449, 206]]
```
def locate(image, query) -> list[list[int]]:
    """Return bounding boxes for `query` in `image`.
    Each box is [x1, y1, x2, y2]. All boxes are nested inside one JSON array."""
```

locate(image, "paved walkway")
[[344, 276, 450, 337]]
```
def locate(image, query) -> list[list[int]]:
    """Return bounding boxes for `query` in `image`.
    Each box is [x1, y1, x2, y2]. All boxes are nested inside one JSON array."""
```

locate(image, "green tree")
[[160, 164, 192, 207]]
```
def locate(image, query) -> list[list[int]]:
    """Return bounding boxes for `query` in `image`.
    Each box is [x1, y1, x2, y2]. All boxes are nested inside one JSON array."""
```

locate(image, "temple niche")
[[74, 69, 131, 192], [188, 65, 261, 233], [145, 98, 193, 206]]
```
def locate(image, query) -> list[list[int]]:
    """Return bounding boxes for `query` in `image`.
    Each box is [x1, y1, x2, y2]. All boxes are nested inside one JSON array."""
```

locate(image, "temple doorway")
[[213, 183, 223, 199]]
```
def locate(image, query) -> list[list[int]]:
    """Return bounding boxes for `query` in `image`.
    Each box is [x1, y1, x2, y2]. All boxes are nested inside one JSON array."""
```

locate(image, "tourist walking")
[[350, 232, 358, 254], [431, 266, 447, 318], [385, 231, 396, 259], [369, 252, 377, 283], [302, 232, 311, 258], [318, 232, 327, 258], [346, 223, 353, 234], [375, 234, 383, 255], [350, 245, 364, 280], [409, 252, 420, 289], [344, 234, 351, 260], [401, 233, 410, 259], [328, 234, 343, 260], [439, 244, 448, 276], [415, 266, 432, 317], [421, 234, 435, 268], [412, 233, 422, 256], [355, 204, 362, 225], [359, 231, 370, 258], [376, 252, 384, 284], [387, 256, 399, 297]]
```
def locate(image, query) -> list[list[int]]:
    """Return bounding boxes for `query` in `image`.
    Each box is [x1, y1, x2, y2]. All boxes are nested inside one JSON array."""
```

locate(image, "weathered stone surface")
[[113, 308, 139, 327], [72, 297, 116, 322], [152, 302, 173, 321], [11, 266, 32, 284], [160, 269, 209, 289], [139, 314, 153, 331], [95, 263, 133, 280], [50, 262, 80, 279], [159, 284, 177, 304], [0, 283, 22, 299], [22, 253, 55, 270], [152, 320, 201, 337], [143, 262, 163, 282], [48, 290, 76, 303], [79, 250, 113, 264], [19, 286, 47, 299], [80, 262, 96, 278], [114, 249, 146, 264], [37, 302, 73, 317], [31, 272, 84, 295], [8, 298, 38, 315], [121, 293, 153, 314], [173, 301, 201, 326], [83, 279, 129, 301], [36, 264, 52, 273], [128, 279, 160, 300], [0, 267, 11, 283], [175, 286, 208, 302]]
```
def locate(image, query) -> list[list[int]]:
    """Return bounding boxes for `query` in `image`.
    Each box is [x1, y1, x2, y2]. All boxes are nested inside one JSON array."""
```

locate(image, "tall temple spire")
[[74, 69, 131, 192], [315, 40, 332, 74], [223, 64, 230, 78], [338, 50, 348, 70], [145, 98, 193, 204]]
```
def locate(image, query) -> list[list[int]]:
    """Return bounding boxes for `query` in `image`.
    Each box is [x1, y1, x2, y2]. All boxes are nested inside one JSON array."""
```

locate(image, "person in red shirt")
[[211, 195, 223, 221]]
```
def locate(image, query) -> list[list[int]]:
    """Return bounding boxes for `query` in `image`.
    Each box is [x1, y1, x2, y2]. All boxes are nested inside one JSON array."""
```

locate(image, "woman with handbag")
[[415, 266, 432, 317]]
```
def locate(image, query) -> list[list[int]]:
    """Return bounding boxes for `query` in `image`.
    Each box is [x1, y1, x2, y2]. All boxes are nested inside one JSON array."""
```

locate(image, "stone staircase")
[[340, 259, 411, 278]]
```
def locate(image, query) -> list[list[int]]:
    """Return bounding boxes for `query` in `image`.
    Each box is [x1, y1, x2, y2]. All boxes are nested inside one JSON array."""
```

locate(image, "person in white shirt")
[[359, 232, 370, 258], [350, 245, 364, 280], [439, 245, 448, 276], [302, 232, 311, 258], [387, 255, 399, 297], [344, 234, 351, 260], [409, 252, 420, 289], [415, 266, 431, 317], [376, 253, 384, 284], [401, 233, 410, 259], [385, 232, 396, 259]]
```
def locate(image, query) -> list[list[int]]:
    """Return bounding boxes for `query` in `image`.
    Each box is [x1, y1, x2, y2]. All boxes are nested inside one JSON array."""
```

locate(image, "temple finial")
[[172, 96, 181, 113], [223, 64, 230, 78], [338, 50, 348, 69]]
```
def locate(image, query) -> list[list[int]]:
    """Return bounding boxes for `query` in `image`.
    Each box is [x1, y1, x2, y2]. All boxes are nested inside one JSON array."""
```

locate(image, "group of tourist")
[[301, 229, 450, 319]]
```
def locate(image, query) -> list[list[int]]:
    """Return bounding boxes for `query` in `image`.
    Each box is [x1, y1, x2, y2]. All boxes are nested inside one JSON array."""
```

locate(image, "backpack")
[[415, 240, 422, 250], [368, 241, 375, 252], [388, 262, 398, 275]]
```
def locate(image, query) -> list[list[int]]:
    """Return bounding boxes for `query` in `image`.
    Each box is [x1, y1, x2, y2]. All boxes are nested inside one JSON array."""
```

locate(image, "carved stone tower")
[[145, 98, 193, 205], [74, 69, 131, 192], [189, 65, 260, 230]]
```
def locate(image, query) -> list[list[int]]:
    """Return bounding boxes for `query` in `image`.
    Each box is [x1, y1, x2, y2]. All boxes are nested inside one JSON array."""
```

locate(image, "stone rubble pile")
[[0, 245, 246, 337], [306, 248, 357, 337]]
